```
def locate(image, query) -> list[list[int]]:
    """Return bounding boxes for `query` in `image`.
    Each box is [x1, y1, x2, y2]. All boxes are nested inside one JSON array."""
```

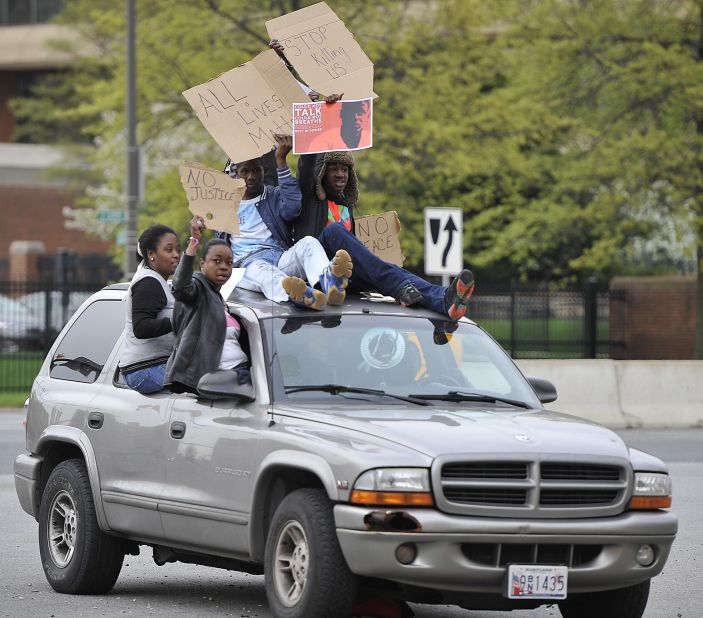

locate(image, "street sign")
[[424, 207, 463, 276], [96, 210, 126, 222]]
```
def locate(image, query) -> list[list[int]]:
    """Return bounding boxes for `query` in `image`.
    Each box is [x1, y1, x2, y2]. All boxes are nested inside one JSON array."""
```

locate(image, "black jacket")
[[164, 254, 226, 393], [294, 153, 356, 242]]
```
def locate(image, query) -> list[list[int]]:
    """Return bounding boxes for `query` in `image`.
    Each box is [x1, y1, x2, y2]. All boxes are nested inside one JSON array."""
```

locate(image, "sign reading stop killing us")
[[266, 2, 376, 100], [179, 161, 245, 235]]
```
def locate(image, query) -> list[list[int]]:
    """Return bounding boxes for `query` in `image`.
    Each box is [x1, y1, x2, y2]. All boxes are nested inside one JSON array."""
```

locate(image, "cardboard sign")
[[354, 211, 404, 266], [266, 2, 376, 100], [293, 98, 372, 154], [179, 161, 245, 235], [182, 50, 309, 163]]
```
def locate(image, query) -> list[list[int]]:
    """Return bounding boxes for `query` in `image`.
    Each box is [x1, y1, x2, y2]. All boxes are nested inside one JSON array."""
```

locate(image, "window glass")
[[50, 300, 125, 383], [266, 314, 540, 408], [7, 0, 30, 24], [36, 0, 63, 22]]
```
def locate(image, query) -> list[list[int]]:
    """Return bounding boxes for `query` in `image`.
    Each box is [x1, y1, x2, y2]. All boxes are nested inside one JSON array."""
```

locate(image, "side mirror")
[[197, 369, 255, 402], [527, 376, 557, 404]]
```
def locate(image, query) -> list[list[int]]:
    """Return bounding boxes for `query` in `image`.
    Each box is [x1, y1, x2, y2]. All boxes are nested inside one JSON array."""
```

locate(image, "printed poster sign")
[[179, 161, 245, 235], [354, 211, 403, 266], [182, 50, 309, 164], [293, 98, 372, 154], [266, 2, 376, 100]]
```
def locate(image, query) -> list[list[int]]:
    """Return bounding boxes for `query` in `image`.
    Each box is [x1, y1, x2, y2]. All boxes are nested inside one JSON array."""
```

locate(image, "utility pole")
[[125, 0, 139, 277]]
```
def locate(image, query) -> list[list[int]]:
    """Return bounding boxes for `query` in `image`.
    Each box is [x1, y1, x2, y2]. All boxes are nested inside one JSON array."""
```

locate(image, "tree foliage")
[[10, 0, 703, 283]]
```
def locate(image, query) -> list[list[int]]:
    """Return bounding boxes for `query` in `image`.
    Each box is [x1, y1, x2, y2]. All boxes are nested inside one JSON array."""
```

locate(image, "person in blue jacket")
[[213, 134, 352, 310]]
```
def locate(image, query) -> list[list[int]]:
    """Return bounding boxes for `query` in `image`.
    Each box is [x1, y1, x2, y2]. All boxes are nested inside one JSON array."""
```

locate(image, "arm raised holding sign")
[[211, 134, 354, 312], [294, 150, 477, 323]]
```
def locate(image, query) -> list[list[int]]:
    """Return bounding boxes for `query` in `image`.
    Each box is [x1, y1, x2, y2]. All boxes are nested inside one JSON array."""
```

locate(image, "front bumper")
[[334, 505, 677, 595], [14, 452, 42, 519]]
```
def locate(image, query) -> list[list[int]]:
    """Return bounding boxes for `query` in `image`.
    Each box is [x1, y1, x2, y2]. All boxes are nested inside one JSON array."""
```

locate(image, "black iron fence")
[[468, 279, 617, 359]]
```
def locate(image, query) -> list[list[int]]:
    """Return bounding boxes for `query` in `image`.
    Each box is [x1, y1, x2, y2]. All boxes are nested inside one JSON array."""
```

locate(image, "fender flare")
[[36, 426, 111, 532], [249, 450, 338, 562]]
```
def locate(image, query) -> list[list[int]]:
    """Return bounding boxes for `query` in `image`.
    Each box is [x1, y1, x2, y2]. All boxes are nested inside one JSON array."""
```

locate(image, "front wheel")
[[264, 488, 357, 618], [38, 458, 125, 594], [559, 580, 650, 618]]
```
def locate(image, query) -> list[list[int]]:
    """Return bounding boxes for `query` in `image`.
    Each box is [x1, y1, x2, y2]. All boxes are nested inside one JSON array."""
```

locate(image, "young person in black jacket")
[[165, 233, 250, 394]]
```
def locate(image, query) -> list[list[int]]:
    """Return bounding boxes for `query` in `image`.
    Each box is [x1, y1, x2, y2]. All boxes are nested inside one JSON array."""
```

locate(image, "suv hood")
[[274, 404, 628, 459]]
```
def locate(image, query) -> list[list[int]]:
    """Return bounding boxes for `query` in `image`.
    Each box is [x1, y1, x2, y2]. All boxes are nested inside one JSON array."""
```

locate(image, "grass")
[[0, 352, 43, 405], [0, 391, 29, 407]]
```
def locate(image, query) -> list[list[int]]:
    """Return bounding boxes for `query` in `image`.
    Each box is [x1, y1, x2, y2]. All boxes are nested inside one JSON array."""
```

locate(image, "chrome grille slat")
[[435, 456, 631, 518]]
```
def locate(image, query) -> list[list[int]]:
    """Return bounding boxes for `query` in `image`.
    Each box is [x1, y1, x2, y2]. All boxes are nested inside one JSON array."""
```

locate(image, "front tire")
[[39, 458, 125, 594], [559, 580, 650, 618], [264, 488, 357, 618]]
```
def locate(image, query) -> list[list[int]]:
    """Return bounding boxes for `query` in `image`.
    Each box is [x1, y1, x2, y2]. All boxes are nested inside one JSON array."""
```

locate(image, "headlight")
[[629, 472, 672, 510], [350, 468, 433, 507]]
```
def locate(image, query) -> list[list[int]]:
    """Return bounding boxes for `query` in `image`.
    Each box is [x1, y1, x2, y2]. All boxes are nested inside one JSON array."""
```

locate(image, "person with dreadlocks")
[[295, 101, 475, 322]]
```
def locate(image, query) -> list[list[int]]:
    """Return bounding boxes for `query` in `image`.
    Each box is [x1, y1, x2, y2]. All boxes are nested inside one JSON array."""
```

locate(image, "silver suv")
[[14, 284, 677, 618]]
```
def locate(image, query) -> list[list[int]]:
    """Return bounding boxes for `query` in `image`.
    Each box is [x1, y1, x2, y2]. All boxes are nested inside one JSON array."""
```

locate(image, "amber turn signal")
[[350, 490, 434, 507], [629, 495, 672, 510]]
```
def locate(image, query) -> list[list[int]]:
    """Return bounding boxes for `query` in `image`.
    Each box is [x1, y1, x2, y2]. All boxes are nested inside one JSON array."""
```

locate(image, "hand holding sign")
[[179, 161, 245, 235], [182, 50, 309, 163], [266, 2, 376, 100]]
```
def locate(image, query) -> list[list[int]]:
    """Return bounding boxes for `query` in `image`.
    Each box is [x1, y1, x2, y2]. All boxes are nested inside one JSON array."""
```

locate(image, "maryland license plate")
[[506, 564, 568, 600]]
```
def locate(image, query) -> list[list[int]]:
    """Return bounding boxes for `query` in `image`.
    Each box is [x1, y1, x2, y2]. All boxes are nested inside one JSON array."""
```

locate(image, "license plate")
[[506, 564, 568, 600]]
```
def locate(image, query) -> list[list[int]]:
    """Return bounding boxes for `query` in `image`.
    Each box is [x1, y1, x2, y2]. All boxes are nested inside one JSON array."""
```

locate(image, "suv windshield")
[[265, 314, 540, 409]]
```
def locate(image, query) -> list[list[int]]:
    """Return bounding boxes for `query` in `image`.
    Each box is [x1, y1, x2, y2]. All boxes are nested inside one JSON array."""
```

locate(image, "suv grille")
[[436, 457, 630, 518], [461, 543, 602, 568]]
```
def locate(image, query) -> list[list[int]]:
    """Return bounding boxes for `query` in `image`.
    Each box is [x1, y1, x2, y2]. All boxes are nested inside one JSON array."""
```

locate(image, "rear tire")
[[264, 488, 357, 618], [38, 458, 125, 594], [558, 580, 650, 618]]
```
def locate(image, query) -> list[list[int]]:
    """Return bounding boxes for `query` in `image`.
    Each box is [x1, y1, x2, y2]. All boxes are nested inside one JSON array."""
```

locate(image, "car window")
[[266, 314, 540, 407], [50, 300, 126, 383]]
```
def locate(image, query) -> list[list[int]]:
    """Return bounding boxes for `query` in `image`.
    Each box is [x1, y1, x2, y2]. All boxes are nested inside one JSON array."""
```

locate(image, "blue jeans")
[[317, 223, 448, 315], [124, 362, 166, 394]]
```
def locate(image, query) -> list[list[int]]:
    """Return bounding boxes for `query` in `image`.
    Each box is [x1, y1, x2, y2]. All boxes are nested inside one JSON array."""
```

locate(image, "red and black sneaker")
[[444, 269, 475, 321]]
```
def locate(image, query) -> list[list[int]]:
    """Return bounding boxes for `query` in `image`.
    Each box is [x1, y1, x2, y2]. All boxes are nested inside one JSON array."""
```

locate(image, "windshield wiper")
[[285, 384, 430, 406], [408, 390, 531, 409]]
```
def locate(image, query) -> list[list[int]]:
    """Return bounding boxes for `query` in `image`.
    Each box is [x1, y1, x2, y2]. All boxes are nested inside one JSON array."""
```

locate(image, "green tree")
[[511, 0, 703, 348], [11, 0, 402, 252]]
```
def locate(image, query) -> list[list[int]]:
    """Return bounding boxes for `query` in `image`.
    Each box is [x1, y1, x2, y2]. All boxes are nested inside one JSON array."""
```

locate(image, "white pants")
[[238, 237, 330, 303]]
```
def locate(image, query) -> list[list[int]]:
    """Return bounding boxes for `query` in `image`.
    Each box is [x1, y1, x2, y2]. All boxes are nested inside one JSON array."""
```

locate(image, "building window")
[[1, 0, 64, 26]]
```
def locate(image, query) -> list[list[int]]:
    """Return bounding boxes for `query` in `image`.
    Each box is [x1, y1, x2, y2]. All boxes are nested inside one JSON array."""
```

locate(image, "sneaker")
[[431, 320, 459, 345], [396, 283, 422, 307], [282, 276, 326, 310], [444, 269, 475, 321], [319, 249, 353, 306]]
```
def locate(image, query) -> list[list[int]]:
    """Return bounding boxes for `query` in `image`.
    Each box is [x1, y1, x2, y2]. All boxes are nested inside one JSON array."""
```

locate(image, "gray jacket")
[[164, 254, 226, 392]]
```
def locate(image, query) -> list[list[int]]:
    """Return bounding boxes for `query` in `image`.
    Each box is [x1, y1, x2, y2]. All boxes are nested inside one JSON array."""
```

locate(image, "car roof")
[[101, 282, 473, 323]]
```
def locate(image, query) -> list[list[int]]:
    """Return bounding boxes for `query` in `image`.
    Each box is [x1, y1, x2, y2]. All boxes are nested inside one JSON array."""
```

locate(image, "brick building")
[[0, 1, 114, 281]]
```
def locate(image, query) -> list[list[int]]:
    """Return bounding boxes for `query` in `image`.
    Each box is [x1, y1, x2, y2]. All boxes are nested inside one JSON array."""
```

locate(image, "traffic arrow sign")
[[424, 208, 463, 276]]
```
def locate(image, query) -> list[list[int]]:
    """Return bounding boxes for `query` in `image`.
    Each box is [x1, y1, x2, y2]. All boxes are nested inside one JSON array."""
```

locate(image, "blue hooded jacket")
[[216, 166, 301, 256]]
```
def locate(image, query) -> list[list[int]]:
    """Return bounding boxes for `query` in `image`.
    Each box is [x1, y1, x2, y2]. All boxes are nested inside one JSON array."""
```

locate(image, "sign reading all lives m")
[[182, 50, 310, 164], [424, 208, 463, 276]]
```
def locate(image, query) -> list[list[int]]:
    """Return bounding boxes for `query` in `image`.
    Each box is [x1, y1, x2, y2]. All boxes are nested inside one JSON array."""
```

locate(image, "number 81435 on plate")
[[506, 564, 568, 600]]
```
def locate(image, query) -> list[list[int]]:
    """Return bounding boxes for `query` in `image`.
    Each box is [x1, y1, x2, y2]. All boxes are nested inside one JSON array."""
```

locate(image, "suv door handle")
[[170, 421, 186, 439], [88, 412, 104, 429]]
